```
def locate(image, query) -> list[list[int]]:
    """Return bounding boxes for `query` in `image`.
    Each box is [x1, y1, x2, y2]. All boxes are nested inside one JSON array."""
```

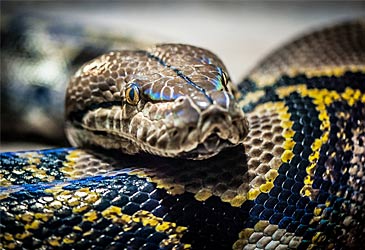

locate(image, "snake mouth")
[[180, 134, 235, 160], [180, 111, 247, 160]]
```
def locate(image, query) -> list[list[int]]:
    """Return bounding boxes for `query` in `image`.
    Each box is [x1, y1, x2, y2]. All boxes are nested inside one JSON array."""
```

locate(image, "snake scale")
[[1, 15, 365, 250]]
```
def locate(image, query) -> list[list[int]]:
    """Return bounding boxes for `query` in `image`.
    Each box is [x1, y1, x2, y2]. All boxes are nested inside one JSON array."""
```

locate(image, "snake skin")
[[1, 17, 365, 250]]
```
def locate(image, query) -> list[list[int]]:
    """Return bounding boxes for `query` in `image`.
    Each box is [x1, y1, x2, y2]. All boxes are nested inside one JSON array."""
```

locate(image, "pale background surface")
[[1, 1, 364, 151]]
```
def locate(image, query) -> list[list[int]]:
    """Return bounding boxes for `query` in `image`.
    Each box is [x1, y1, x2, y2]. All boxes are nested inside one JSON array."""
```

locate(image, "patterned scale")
[[1, 17, 365, 250]]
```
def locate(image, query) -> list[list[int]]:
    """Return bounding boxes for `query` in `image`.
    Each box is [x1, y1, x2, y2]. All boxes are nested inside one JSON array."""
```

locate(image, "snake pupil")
[[129, 89, 135, 100]]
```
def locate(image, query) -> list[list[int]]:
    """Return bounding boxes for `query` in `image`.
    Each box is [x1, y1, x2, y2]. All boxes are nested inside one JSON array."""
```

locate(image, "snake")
[[1, 15, 365, 250]]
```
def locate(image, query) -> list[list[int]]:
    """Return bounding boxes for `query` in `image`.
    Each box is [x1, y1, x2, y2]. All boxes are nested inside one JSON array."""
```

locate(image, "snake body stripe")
[[1, 16, 365, 250], [239, 72, 365, 113]]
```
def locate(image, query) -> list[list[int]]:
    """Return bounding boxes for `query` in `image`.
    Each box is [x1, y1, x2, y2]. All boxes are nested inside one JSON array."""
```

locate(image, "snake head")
[[65, 44, 248, 159]]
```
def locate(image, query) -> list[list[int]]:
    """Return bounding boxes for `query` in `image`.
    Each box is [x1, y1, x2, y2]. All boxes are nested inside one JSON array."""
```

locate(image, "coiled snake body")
[[1, 16, 365, 249]]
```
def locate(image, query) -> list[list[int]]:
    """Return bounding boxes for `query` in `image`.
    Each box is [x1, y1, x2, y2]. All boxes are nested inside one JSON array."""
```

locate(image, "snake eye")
[[125, 84, 140, 105]]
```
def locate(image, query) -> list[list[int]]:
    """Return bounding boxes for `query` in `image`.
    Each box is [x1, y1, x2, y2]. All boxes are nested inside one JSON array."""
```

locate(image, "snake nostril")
[[213, 128, 220, 134], [188, 126, 195, 133], [172, 129, 178, 137], [176, 97, 185, 104]]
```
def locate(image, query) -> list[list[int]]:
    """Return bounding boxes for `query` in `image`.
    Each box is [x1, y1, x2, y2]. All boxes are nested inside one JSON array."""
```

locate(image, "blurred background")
[[1, 1, 365, 151]]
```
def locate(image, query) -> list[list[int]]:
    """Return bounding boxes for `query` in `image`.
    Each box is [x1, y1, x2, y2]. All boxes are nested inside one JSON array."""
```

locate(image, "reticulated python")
[[1, 16, 364, 250]]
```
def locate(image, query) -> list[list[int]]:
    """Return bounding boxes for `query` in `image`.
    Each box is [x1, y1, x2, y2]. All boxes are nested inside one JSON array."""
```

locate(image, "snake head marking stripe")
[[65, 44, 248, 159]]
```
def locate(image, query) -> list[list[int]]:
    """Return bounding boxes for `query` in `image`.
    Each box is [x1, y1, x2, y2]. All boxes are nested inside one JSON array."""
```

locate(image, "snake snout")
[[186, 103, 248, 159], [164, 88, 250, 159], [199, 105, 247, 144], [200, 109, 230, 137]]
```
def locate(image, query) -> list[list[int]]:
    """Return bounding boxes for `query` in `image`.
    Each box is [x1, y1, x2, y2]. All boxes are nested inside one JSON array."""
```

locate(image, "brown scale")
[[233, 221, 304, 250], [242, 103, 286, 197], [151, 44, 231, 92], [248, 19, 365, 86], [66, 45, 230, 116]]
